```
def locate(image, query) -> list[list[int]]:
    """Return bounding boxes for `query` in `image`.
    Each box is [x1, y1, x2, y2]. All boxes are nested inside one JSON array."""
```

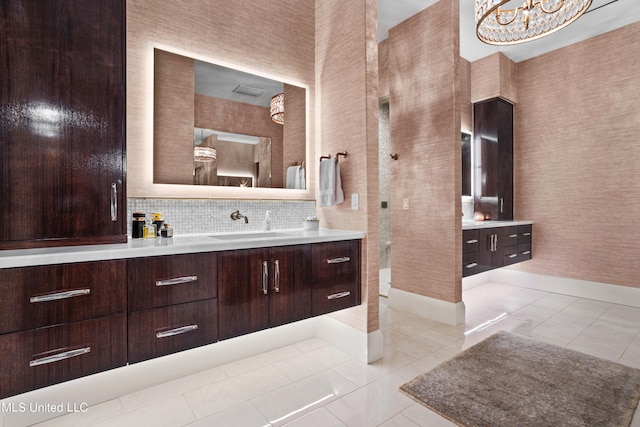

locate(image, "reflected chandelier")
[[475, 0, 592, 45], [270, 93, 284, 125]]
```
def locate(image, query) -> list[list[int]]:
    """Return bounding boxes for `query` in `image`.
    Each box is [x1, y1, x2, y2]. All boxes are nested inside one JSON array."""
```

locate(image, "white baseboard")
[[479, 269, 640, 308], [387, 287, 466, 326]]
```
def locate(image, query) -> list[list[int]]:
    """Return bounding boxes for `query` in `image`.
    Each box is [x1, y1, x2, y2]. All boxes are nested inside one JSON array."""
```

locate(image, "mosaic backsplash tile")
[[127, 198, 317, 236]]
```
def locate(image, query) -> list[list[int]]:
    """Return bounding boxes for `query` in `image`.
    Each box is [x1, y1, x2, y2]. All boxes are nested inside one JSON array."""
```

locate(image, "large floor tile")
[[34, 399, 123, 427], [272, 345, 353, 382], [91, 396, 194, 427], [401, 403, 457, 427], [282, 408, 346, 427], [185, 401, 270, 427]]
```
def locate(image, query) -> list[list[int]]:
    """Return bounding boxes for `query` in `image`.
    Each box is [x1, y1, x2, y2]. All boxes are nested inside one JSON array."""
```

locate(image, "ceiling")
[[378, 0, 640, 62]]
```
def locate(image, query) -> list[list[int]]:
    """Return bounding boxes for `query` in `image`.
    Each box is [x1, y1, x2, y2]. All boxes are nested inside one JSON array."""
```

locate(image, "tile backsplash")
[[127, 198, 316, 236]]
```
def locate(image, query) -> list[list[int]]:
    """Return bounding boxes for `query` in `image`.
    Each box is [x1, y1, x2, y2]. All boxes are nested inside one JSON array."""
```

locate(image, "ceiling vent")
[[232, 85, 265, 97]]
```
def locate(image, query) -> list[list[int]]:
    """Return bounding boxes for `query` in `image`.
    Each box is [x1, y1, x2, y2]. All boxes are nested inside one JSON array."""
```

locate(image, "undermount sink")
[[209, 232, 293, 241]]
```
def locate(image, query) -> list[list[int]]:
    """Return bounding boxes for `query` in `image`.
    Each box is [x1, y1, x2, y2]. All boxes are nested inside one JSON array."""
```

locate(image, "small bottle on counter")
[[263, 211, 272, 231], [161, 223, 173, 238], [151, 212, 164, 237], [132, 212, 145, 239], [143, 221, 157, 239]]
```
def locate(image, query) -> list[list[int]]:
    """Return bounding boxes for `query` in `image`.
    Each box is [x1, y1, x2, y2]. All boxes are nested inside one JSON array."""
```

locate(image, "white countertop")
[[0, 229, 365, 269], [462, 220, 533, 230]]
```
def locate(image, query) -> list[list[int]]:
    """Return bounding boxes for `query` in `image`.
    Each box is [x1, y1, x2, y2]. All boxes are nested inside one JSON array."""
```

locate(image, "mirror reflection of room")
[[153, 48, 306, 189]]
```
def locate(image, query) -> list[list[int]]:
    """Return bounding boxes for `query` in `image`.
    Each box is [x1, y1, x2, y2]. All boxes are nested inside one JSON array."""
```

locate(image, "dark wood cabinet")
[[218, 245, 312, 340], [0, 260, 127, 398], [127, 253, 219, 363], [311, 240, 361, 316], [0, 0, 126, 249], [462, 225, 532, 277], [473, 98, 513, 220]]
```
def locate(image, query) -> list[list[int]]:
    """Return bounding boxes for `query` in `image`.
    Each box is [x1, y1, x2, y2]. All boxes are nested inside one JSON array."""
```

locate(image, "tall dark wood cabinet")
[[0, 0, 126, 249], [473, 98, 513, 220]]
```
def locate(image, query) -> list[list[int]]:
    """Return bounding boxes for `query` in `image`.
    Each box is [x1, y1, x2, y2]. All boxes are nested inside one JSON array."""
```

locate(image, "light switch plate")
[[403, 198, 410, 210], [351, 194, 359, 210]]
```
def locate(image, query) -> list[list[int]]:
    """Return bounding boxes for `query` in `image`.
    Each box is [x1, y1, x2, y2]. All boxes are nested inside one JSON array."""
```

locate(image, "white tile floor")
[[35, 281, 640, 427]]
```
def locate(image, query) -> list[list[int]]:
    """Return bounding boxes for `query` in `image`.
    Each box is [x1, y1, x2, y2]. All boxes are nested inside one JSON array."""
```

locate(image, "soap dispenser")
[[263, 211, 272, 231]]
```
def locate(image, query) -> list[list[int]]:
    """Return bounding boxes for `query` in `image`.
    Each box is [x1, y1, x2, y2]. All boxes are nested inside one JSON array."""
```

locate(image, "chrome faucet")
[[230, 210, 248, 223]]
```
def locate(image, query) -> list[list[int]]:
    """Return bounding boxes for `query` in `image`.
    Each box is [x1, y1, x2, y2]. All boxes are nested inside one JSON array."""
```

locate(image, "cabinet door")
[[473, 98, 513, 220], [0, 0, 126, 249], [218, 248, 270, 340], [269, 245, 312, 328]]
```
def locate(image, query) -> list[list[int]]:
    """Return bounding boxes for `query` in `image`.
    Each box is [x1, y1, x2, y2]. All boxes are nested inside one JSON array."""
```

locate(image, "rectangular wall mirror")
[[461, 132, 472, 197], [153, 48, 306, 189]]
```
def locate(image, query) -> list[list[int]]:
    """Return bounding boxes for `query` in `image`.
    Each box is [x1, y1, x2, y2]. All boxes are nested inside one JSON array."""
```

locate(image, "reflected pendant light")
[[194, 145, 216, 162], [475, 0, 592, 45], [270, 93, 284, 124]]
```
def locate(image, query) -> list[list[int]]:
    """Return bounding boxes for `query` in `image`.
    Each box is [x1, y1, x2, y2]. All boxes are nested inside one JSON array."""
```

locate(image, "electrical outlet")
[[351, 194, 359, 210], [402, 198, 410, 210]]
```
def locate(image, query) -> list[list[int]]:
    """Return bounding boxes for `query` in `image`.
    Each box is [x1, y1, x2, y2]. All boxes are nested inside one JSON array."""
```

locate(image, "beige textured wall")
[[471, 52, 517, 103], [378, 39, 390, 99], [316, 0, 380, 333], [511, 22, 640, 288], [126, 0, 315, 199], [389, 0, 462, 303]]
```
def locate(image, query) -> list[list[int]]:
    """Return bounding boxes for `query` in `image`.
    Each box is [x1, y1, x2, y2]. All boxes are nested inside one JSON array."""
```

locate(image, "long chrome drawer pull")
[[30, 347, 91, 367], [262, 261, 269, 295], [508, 234, 518, 238], [508, 254, 518, 259], [30, 289, 90, 303], [155, 276, 198, 287], [156, 324, 198, 339], [465, 263, 478, 269], [522, 232, 532, 236], [327, 257, 350, 264], [274, 260, 280, 293], [522, 250, 531, 255], [327, 291, 351, 300], [465, 239, 478, 244], [110, 183, 118, 221]]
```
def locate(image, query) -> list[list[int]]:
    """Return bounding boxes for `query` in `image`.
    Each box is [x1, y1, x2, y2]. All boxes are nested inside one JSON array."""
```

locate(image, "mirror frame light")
[[130, 44, 313, 200]]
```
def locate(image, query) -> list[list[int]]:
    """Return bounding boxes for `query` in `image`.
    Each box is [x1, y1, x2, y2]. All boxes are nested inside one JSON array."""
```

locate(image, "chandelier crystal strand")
[[475, 0, 591, 45]]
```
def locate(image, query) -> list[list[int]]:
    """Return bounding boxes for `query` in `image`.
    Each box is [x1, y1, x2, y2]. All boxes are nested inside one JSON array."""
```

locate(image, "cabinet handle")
[[110, 183, 118, 222], [522, 250, 531, 255], [327, 291, 351, 300], [465, 263, 478, 269], [30, 288, 90, 303], [500, 198, 504, 213], [156, 324, 198, 339], [522, 232, 532, 236], [30, 347, 91, 367], [156, 276, 198, 287], [262, 261, 268, 295], [508, 234, 517, 238], [465, 239, 478, 244], [508, 254, 518, 259], [274, 260, 280, 293], [327, 257, 350, 264]]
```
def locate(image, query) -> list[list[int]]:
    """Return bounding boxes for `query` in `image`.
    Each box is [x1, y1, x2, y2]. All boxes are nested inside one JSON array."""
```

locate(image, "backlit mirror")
[[153, 48, 306, 189]]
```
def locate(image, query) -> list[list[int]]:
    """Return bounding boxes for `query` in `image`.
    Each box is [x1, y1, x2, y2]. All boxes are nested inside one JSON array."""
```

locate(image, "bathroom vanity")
[[462, 221, 532, 277], [0, 229, 362, 398]]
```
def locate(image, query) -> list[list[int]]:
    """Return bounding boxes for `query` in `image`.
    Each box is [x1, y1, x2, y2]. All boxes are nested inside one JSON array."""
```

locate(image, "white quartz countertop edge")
[[0, 229, 365, 269], [462, 220, 534, 230]]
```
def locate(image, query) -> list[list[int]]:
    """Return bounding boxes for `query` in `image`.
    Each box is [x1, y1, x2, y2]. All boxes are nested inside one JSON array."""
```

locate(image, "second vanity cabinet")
[[0, 260, 127, 399], [218, 245, 312, 340], [127, 253, 219, 363], [463, 224, 532, 277]]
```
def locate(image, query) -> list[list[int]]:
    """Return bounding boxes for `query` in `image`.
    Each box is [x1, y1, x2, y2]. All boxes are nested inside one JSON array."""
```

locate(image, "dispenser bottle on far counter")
[[263, 211, 272, 231]]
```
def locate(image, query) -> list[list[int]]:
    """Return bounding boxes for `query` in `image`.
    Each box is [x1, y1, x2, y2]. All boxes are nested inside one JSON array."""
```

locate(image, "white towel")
[[319, 158, 344, 207], [298, 167, 306, 190], [286, 165, 300, 189]]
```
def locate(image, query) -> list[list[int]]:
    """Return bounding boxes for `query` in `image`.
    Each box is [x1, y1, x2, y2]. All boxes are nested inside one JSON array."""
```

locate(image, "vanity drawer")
[[0, 260, 126, 335], [518, 225, 532, 244], [462, 229, 480, 254], [503, 245, 519, 266], [518, 243, 532, 261], [311, 274, 360, 316], [128, 253, 217, 311], [462, 252, 482, 277], [128, 299, 218, 364], [0, 314, 126, 399], [312, 240, 360, 281], [501, 227, 519, 248]]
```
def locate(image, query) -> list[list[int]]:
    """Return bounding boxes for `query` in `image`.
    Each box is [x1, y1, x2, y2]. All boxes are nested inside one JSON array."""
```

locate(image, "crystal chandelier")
[[475, 0, 592, 45], [270, 93, 284, 124], [193, 145, 216, 162]]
